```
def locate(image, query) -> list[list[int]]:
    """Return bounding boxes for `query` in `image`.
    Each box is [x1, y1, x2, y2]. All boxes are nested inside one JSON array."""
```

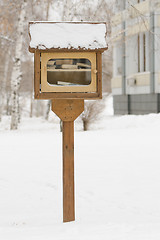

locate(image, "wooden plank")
[[52, 99, 84, 121], [51, 99, 84, 223], [37, 92, 100, 99], [34, 50, 40, 99], [97, 52, 102, 99], [63, 121, 75, 222], [47, 69, 91, 72]]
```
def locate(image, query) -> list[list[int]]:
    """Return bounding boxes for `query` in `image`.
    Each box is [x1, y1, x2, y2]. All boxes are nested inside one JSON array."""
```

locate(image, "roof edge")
[[29, 21, 107, 25], [29, 46, 108, 53]]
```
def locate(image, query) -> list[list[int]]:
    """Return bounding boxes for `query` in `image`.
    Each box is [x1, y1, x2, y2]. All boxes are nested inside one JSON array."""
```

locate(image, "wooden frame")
[[34, 50, 102, 100], [41, 52, 97, 93]]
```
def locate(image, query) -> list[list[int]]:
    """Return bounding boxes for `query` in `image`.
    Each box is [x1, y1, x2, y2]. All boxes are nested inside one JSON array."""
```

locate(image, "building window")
[[137, 32, 148, 73], [143, 33, 146, 72], [138, 34, 140, 72]]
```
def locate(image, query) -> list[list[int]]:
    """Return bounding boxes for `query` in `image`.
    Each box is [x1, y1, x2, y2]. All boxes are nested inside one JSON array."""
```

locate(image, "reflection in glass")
[[47, 58, 91, 86]]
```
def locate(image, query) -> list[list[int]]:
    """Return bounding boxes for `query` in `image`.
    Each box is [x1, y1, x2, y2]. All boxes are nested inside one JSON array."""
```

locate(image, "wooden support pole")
[[52, 99, 84, 222], [63, 120, 75, 222]]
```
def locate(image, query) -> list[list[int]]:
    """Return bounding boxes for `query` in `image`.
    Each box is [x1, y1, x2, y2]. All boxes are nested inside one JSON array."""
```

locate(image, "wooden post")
[[63, 121, 75, 222], [52, 99, 84, 222]]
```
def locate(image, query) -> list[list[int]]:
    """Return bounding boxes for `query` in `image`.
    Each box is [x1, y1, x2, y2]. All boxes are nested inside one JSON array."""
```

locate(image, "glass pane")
[[47, 58, 91, 86]]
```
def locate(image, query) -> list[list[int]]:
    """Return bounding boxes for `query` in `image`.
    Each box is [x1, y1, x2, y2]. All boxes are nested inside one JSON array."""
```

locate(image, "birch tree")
[[45, 0, 52, 121], [0, 0, 14, 120], [10, 0, 27, 130]]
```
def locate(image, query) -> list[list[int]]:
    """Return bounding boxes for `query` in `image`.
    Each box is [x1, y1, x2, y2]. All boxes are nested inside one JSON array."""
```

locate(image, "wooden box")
[[29, 22, 107, 99]]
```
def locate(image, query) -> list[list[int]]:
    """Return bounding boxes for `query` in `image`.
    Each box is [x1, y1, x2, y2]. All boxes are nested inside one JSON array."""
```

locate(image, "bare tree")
[[10, 0, 27, 130], [81, 97, 107, 131], [0, 0, 113, 129], [44, 0, 52, 121], [0, 0, 15, 120]]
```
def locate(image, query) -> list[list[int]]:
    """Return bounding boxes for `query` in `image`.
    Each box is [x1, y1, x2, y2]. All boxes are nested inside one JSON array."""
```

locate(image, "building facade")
[[111, 0, 160, 114]]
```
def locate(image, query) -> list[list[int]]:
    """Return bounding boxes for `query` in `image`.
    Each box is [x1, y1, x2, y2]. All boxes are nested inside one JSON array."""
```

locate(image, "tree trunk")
[[44, 0, 51, 121], [60, 119, 63, 132], [10, 0, 27, 130], [0, 89, 2, 122], [82, 119, 88, 131], [30, 91, 33, 118], [6, 94, 10, 116], [45, 100, 51, 120], [0, 50, 11, 121]]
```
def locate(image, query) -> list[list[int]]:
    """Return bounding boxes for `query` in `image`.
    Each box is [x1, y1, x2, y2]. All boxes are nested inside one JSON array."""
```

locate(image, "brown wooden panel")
[[52, 99, 84, 121], [97, 52, 102, 99], [34, 50, 40, 98], [37, 92, 100, 100]]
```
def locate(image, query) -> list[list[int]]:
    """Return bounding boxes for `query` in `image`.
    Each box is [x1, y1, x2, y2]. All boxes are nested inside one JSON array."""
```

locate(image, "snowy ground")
[[0, 96, 160, 239]]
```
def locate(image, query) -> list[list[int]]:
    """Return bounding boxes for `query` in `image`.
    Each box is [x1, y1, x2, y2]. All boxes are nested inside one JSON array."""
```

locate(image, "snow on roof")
[[29, 22, 107, 51]]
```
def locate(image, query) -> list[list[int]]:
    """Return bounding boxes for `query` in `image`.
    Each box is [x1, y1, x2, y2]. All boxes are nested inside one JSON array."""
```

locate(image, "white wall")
[[112, 0, 160, 95], [154, 12, 160, 93], [113, 42, 123, 77], [126, 35, 138, 76]]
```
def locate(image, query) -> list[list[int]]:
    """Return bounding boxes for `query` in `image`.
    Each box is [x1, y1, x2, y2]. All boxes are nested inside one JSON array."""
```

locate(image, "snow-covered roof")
[[29, 22, 107, 52]]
